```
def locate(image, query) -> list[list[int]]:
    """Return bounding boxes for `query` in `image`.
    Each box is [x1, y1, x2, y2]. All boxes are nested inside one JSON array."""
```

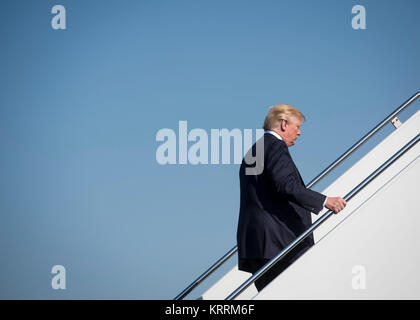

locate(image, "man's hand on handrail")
[[325, 197, 347, 214]]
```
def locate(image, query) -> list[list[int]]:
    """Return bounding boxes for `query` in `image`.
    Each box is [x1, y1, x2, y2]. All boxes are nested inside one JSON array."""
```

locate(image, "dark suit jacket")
[[237, 133, 326, 273]]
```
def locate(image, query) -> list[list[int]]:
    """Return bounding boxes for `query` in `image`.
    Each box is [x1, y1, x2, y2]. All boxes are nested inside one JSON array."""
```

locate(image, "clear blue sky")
[[0, 0, 419, 299]]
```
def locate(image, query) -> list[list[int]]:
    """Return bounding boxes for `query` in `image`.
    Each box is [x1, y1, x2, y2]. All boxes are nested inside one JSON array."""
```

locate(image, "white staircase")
[[174, 93, 420, 301], [201, 108, 420, 300]]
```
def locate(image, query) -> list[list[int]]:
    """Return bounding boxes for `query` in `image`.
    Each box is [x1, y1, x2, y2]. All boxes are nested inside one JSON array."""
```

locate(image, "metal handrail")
[[226, 133, 420, 300], [174, 91, 420, 300], [173, 246, 237, 300], [307, 91, 420, 189]]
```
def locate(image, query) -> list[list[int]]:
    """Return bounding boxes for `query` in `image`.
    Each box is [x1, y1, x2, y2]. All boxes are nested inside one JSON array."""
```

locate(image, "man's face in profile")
[[281, 117, 302, 147]]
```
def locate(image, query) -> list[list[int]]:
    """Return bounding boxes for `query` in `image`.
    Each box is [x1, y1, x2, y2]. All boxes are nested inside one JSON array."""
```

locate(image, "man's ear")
[[280, 119, 287, 131]]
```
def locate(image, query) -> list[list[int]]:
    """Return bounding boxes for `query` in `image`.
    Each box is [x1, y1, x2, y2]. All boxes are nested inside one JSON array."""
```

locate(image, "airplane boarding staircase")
[[175, 91, 420, 300]]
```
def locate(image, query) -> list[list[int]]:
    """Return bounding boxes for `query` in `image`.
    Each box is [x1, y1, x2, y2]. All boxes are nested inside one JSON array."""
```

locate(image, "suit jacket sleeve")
[[266, 141, 326, 214]]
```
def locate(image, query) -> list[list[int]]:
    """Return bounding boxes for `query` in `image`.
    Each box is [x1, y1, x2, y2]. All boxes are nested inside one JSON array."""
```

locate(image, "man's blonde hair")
[[263, 104, 306, 130]]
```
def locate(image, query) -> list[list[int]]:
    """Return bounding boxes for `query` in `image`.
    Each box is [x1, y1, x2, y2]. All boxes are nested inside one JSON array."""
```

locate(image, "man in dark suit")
[[237, 104, 346, 292]]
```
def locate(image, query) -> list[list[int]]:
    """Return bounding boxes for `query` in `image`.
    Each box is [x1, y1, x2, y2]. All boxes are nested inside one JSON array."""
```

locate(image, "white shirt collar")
[[265, 130, 283, 141]]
